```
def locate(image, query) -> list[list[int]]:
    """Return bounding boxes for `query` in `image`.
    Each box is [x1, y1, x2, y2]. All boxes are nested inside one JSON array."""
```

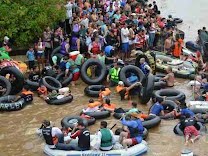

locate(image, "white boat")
[[188, 101, 208, 107], [43, 135, 148, 156]]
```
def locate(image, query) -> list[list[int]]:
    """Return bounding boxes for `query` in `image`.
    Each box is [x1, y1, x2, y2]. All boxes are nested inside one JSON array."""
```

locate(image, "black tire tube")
[[174, 18, 183, 24], [0, 66, 24, 94], [81, 110, 111, 119], [51, 46, 61, 58], [25, 79, 39, 91], [56, 72, 73, 87], [153, 89, 186, 105], [0, 95, 26, 111], [173, 122, 206, 136], [81, 59, 107, 85], [139, 74, 155, 104], [84, 85, 105, 97], [154, 81, 167, 90], [189, 105, 208, 114], [42, 76, 62, 91], [45, 95, 73, 105], [113, 109, 131, 119], [61, 116, 88, 129], [119, 65, 145, 87], [142, 116, 161, 129], [0, 76, 11, 96], [115, 128, 148, 140]]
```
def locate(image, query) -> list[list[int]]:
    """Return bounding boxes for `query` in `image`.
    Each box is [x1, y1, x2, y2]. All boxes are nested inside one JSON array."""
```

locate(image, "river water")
[[1, 1, 208, 156]]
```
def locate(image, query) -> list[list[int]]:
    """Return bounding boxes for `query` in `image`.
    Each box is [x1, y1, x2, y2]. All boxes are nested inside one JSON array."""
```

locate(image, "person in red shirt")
[[68, 120, 90, 151]]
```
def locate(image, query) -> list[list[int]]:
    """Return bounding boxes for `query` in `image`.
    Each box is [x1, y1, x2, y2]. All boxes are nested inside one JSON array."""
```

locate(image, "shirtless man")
[[161, 66, 175, 87], [164, 34, 173, 54]]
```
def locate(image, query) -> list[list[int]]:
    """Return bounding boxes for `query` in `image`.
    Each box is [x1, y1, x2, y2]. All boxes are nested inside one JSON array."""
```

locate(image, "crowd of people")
[[1, 0, 208, 153]]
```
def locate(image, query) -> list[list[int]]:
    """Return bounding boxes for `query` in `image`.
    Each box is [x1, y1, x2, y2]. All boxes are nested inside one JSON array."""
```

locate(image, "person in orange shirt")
[[172, 38, 184, 58], [116, 81, 142, 100], [37, 84, 48, 99], [102, 98, 116, 112], [83, 99, 101, 113], [98, 86, 111, 103], [14, 85, 33, 103]]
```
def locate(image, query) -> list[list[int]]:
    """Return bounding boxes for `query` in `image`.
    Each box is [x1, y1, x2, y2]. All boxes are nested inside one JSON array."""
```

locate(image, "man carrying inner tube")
[[59, 56, 80, 86], [116, 81, 142, 100], [119, 113, 144, 150], [139, 57, 152, 75]]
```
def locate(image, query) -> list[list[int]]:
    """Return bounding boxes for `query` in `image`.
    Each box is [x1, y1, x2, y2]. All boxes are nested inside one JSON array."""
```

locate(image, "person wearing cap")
[[119, 113, 144, 150], [42, 120, 64, 148], [116, 81, 142, 100], [139, 57, 152, 75], [96, 121, 116, 151], [120, 22, 130, 61], [107, 62, 121, 87]]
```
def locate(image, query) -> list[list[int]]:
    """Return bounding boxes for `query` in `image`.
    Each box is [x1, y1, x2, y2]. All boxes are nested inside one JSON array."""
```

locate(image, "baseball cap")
[[118, 81, 124, 86]]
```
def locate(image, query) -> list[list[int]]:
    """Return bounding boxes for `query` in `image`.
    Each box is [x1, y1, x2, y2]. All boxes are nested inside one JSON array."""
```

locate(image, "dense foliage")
[[0, 0, 66, 47]]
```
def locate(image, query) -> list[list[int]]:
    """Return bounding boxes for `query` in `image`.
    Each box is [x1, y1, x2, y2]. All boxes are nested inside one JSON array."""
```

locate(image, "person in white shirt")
[[121, 23, 130, 61], [41, 120, 64, 148], [65, 0, 73, 24], [97, 121, 115, 151]]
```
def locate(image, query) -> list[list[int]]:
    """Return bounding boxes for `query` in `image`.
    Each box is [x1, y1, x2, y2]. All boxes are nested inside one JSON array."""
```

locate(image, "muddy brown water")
[[0, 56, 207, 156]]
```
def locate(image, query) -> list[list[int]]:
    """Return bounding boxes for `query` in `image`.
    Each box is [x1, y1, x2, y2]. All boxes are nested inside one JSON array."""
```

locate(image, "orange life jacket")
[[99, 88, 111, 101], [37, 87, 48, 95], [88, 101, 100, 108], [103, 103, 116, 111], [22, 90, 34, 95], [173, 39, 183, 57]]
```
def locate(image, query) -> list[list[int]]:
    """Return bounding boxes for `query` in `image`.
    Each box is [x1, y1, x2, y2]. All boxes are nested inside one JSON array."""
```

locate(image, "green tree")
[[0, 0, 66, 47]]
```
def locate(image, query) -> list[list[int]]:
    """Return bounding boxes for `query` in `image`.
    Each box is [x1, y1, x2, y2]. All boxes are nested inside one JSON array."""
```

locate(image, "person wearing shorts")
[[181, 116, 200, 145], [36, 37, 45, 71], [119, 113, 144, 149], [120, 23, 130, 61]]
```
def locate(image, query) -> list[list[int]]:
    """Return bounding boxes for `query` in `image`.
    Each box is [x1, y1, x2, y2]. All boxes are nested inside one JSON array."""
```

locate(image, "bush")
[[0, 0, 66, 47]]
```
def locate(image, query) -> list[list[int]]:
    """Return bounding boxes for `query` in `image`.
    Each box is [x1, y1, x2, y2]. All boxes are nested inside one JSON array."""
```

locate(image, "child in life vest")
[[98, 86, 111, 103], [37, 84, 48, 99], [83, 99, 101, 113]]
